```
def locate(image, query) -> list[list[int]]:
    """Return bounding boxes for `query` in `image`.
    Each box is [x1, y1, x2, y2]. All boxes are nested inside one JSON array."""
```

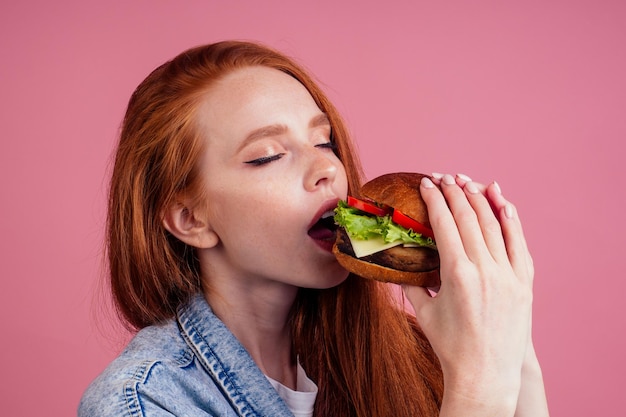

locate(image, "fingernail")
[[442, 174, 456, 185], [431, 172, 444, 180], [493, 181, 502, 194], [465, 182, 479, 194], [505, 204, 514, 219], [456, 173, 472, 182], [421, 176, 435, 189]]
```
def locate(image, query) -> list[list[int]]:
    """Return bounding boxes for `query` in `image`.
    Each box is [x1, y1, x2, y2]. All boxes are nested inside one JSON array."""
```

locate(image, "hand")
[[450, 175, 549, 417], [403, 173, 535, 415]]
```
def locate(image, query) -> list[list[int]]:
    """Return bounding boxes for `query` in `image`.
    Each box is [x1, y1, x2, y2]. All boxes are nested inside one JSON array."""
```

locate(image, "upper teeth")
[[321, 210, 335, 219]]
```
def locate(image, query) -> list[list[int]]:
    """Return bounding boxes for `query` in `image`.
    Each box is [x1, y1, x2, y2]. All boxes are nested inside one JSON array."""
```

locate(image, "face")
[[194, 66, 349, 291]]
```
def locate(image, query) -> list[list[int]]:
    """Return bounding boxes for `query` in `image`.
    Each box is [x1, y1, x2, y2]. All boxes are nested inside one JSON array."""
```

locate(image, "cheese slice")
[[348, 234, 403, 258]]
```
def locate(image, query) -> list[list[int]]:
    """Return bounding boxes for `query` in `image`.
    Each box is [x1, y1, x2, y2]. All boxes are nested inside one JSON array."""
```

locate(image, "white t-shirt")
[[265, 361, 318, 417]]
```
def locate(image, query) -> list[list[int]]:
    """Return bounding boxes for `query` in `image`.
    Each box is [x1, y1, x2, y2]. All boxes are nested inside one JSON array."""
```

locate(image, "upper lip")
[[308, 198, 341, 231]]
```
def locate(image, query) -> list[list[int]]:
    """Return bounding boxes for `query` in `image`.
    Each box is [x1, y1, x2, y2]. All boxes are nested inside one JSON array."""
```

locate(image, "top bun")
[[360, 172, 431, 227]]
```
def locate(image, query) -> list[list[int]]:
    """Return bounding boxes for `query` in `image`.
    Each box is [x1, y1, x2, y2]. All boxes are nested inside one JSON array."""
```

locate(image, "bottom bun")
[[333, 244, 441, 287]]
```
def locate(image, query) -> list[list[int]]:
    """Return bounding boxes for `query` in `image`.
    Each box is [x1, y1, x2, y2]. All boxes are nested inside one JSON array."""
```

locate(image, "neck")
[[202, 272, 299, 389]]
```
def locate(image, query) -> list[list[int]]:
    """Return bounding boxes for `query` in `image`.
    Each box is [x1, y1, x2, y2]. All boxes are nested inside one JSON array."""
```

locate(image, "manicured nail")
[[442, 174, 456, 185], [465, 182, 479, 194], [456, 173, 472, 182], [504, 204, 514, 219], [421, 176, 435, 188], [493, 181, 502, 194], [431, 172, 444, 180]]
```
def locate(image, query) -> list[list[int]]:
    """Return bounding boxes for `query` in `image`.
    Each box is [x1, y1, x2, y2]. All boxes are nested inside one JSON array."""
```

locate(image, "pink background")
[[1, 0, 624, 415]]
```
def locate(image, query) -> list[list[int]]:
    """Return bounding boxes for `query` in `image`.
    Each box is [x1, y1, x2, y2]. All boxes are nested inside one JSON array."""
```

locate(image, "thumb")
[[401, 284, 435, 320]]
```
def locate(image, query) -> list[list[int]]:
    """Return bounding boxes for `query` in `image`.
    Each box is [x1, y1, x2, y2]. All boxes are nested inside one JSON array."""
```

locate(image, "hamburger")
[[333, 172, 440, 287]]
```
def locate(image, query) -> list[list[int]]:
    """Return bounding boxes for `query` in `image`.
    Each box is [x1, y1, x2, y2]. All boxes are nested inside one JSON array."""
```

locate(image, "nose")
[[303, 148, 340, 192]]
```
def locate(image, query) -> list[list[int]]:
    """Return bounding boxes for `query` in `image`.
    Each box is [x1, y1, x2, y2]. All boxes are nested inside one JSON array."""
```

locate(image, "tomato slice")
[[392, 209, 435, 240], [346, 196, 391, 217]]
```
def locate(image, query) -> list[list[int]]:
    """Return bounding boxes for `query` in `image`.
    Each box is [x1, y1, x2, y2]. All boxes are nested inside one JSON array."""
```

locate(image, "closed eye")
[[244, 153, 285, 166], [315, 142, 337, 151]]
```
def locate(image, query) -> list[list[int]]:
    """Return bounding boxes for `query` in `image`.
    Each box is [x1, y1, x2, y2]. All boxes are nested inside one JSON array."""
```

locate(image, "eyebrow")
[[236, 113, 331, 152], [309, 113, 331, 129]]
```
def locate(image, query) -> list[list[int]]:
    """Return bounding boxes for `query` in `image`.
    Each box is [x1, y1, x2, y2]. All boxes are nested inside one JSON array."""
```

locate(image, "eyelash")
[[316, 141, 337, 151], [244, 142, 337, 166], [244, 153, 285, 166]]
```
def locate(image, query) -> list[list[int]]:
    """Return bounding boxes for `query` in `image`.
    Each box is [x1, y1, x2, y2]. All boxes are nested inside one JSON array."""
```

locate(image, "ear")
[[162, 202, 219, 249]]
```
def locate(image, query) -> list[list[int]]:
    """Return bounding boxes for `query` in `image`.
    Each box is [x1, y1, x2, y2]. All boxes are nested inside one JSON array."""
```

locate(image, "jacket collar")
[[177, 293, 294, 417]]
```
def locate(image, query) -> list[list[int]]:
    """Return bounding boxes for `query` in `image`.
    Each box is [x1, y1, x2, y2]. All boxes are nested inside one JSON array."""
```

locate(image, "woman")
[[79, 40, 549, 416]]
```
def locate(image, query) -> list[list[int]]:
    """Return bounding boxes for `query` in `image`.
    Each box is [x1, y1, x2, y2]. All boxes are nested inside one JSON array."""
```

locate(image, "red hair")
[[107, 40, 442, 416]]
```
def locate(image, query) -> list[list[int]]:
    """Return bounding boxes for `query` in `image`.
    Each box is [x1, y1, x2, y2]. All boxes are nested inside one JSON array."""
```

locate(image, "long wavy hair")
[[107, 40, 443, 416]]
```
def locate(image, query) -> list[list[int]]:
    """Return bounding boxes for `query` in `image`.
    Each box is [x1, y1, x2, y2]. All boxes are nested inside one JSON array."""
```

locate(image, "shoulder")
[[78, 320, 211, 416]]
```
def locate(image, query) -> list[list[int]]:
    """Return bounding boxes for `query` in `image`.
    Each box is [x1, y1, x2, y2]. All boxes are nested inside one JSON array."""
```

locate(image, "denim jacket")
[[78, 294, 295, 416]]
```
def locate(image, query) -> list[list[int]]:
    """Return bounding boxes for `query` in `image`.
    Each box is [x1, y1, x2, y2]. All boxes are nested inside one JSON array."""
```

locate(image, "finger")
[[455, 175, 502, 215], [430, 172, 482, 189], [430, 172, 443, 186], [438, 174, 492, 264], [420, 176, 469, 264], [463, 181, 508, 264], [454, 173, 475, 188], [487, 182, 534, 284], [401, 283, 437, 331]]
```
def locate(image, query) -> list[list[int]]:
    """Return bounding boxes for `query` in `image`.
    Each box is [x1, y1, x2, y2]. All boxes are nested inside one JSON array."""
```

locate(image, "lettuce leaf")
[[334, 200, 436, 248]]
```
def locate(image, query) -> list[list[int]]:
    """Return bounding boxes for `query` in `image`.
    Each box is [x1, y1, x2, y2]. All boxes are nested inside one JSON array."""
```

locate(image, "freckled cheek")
[[204, 192, 251, 236], [214, 197, 287, 239]]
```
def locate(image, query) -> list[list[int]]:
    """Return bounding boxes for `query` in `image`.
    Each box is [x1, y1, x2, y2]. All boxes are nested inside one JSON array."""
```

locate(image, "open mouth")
[[307, 210, 337, 241]]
